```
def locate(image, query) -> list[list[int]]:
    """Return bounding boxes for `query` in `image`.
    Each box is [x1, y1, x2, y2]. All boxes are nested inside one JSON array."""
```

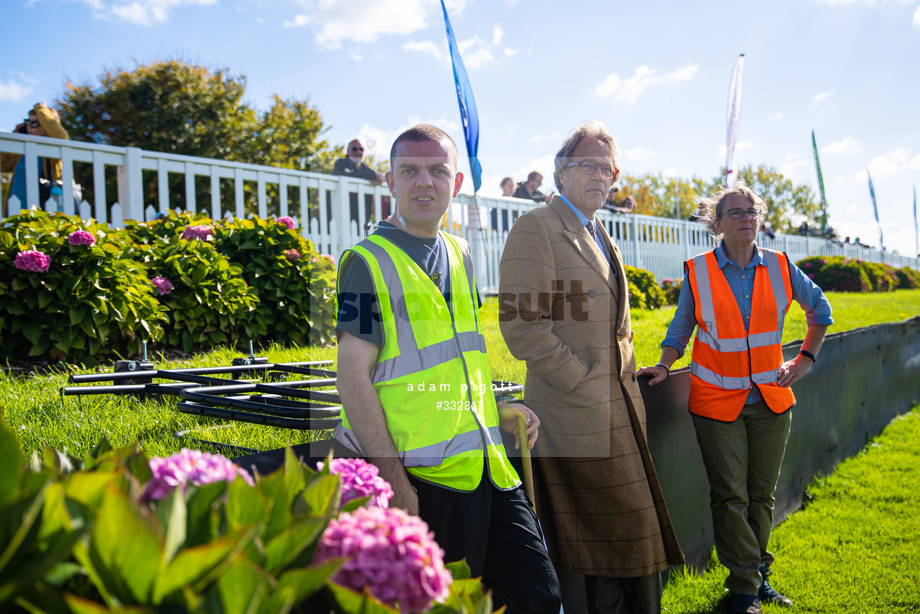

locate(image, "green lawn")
[[661, 405, 920, 613], [0, 289, 918, 612]]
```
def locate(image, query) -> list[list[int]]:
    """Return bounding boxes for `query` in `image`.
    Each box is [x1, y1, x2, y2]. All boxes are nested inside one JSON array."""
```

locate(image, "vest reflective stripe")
[[335, 232, 519, 491], [401, 426, 504, 467], [373, 330, 486, 384], [687, 248, 796, 421]]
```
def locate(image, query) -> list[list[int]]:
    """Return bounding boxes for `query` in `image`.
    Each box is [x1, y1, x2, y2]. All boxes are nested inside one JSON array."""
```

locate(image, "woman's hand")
[[497, 402, 540, 449], [637, 364, 670, 386], [777, 355, 812, 387]]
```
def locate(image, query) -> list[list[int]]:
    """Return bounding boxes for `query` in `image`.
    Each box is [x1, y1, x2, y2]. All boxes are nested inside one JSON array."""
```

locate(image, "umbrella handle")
[[517, 415, 536, 513]]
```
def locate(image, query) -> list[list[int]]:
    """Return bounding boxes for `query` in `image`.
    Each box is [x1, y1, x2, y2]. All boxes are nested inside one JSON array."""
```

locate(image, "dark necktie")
[[586, 219, 598, 243]]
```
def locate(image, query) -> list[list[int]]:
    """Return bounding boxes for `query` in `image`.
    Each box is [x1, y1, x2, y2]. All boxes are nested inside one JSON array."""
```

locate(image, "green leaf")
[[0, 422, 23, 505], [225, 476, 268, 531], [153, 527, 255, 604], [216, 557, 272, 614], [89, 484, 162, 604], [301, 473, 341, 517], [263, 517, 327, 575], [326, 583, 400, 614], [156, 487, 188, 565]]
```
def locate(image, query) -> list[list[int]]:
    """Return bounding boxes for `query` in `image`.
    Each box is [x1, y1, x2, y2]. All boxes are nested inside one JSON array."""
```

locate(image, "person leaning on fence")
[[492, 176, 516, 233], [637, 182, 833, 614], [2, 102, 68, 208], [330, 138, 388, 224], [499, 120, 683, 614], [513, 170, 552, 204], [332, 124, 562, 614]]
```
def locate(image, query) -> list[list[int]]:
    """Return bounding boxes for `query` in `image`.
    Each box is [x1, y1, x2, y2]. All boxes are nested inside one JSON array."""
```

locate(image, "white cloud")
[[779, 153, 809, 181], [812, 90, 835, 105], [914, 4, 920, 27], [403, 39, 446, 61], [768, 112, 784, 121], [72, 0, 217, 26], [0, 78, 34, 102], [862, 147, 920, 179], [403, 24, 515, 69], [623, 146, 654, 162], [596, 64, 698, 104], [285, 0, 471, 49], [824, 136, 863, 157]]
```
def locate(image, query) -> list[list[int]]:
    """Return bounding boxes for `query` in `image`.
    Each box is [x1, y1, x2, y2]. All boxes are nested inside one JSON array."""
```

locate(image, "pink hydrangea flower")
[[68, 230, 96, 246], [278, 216, 296, 230], [284, 249, 302, 261], [142, 448, 255, 502], [315, 507, 452, 613], [14, 250, 51, 273], [808, 273, 815, 279], [318, 457, 394, 508], [151, 276, 173, 296], [804, 261, 812, 269], [180, 224, 214, 241]]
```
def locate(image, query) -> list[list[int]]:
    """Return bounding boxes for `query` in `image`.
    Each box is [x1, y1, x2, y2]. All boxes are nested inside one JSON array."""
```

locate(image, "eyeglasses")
[[27, 119, 41, 128], [349, 146, 364, 152], [720, 208, 762, 221], [566, 160, 619, 180]]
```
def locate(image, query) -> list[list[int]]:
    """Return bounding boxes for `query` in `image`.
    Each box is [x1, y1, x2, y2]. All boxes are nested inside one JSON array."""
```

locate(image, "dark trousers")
[[409, 470, 562, 614], [558, 567, 662, 614], [692, 401, 793, 595]]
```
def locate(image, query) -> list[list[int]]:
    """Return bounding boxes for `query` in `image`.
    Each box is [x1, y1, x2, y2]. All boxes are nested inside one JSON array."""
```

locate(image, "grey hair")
[[698, 181, 767, 238], [553, 120, 619, 192]]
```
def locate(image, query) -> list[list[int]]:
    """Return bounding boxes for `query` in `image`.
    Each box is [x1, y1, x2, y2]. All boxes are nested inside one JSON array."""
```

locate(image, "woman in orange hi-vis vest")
[[638, 182, 832, 614]]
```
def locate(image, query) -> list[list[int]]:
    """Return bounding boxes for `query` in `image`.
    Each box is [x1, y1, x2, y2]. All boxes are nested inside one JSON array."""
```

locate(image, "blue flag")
[[440, 0, 482, 193], [914, 185, 917, 257], [867, 170, 883, 250]]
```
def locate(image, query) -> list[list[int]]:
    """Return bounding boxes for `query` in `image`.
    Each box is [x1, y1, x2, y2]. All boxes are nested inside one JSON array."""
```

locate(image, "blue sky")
[[2, 0, 919, 256]]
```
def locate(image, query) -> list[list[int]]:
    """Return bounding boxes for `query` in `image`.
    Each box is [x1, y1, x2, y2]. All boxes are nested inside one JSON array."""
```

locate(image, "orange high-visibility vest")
[[686, 248, 796, 422]]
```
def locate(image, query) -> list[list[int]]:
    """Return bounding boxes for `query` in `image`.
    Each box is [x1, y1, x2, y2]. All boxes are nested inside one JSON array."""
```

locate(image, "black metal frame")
[[63, 359, 523, 452]]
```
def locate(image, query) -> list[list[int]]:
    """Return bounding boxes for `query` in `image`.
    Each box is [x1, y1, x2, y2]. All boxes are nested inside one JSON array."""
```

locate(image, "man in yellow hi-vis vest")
[[334, 125, 561, 614]]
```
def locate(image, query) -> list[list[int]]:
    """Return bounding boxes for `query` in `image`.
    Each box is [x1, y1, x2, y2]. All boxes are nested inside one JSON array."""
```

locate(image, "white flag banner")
[[725, 54, 745, 187]]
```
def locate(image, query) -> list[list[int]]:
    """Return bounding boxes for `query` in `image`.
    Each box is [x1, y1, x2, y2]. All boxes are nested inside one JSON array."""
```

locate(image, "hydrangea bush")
[[624, 265, 668, 309], [0, 209, 167, 365], [0, 420, 495, 613]]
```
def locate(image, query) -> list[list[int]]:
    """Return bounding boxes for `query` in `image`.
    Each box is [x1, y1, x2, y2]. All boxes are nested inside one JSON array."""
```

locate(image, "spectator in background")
[[2, 102, 69, 208], [493, 177, 516, 233], [603, 185, 636, 214], [688, 200, 708, 223], [513, 171, 552, 204], [330, 138, 388, 226]]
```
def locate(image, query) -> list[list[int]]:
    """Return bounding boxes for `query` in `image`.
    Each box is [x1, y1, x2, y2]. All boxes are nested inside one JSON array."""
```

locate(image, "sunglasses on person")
[[24, 119, 41, 128], [566, 160, 620, 181], [349, 146, 364, 152], [720, 207, 763, 221]]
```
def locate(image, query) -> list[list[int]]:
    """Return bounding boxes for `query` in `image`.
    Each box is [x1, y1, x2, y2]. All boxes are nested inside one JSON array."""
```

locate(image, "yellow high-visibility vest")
[[336, 232, 519, 491]]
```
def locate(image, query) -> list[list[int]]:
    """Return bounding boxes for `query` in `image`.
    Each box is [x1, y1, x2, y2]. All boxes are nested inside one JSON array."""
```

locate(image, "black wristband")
[[798, 350, 816, 363], [654, 362, 671, 375]]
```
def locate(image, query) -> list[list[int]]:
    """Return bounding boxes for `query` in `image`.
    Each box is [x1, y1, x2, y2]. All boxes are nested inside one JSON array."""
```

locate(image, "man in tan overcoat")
[[498, 120, 683, 613]]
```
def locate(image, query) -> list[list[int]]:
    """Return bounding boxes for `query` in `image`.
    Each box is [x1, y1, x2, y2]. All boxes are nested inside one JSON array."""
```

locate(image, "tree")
[[697, 165, 822, 234], [617, 165, 823, 234], [55, 60, 337, 216]]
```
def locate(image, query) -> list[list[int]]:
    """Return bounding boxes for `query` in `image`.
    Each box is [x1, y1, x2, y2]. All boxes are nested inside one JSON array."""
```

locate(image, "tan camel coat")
[[499, 197, 683, 577]]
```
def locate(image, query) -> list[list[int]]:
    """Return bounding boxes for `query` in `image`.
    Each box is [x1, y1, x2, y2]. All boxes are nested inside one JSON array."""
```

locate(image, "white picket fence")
[[3, 131, 918, 293]]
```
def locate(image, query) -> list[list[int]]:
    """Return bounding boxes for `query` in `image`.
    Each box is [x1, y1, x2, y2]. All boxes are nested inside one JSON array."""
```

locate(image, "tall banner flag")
[[440, 0, 482, 193], [914, 185, 917, 256], [725, 54, 745, 187], [867, 170, 883, 250], [811, 130, 829, 233]]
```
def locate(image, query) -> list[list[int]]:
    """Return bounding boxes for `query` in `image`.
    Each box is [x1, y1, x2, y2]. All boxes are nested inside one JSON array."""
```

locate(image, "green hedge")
[[625, 265, 667, 309], [1, 210, 337, 365], [796, 255, 919, 292]]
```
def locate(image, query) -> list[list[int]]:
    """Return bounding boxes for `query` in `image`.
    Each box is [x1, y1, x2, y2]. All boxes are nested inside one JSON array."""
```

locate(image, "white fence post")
[[116, 147, 144, 221]]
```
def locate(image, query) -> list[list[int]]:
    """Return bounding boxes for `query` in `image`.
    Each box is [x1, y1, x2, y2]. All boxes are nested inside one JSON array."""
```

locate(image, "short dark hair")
[[390, 124, 459, 170], [526, 171, 543, 183]]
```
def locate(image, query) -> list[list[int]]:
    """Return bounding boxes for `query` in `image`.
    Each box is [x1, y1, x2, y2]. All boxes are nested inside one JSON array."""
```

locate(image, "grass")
[[661, 405, 920, 613], [0, 288, 918, 610], [2, 289, 918, 459]]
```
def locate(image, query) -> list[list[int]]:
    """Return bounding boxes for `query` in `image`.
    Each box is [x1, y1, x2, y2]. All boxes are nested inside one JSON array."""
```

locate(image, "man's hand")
[[777, 355, 811, 388], [497, 401, 540, 449]]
